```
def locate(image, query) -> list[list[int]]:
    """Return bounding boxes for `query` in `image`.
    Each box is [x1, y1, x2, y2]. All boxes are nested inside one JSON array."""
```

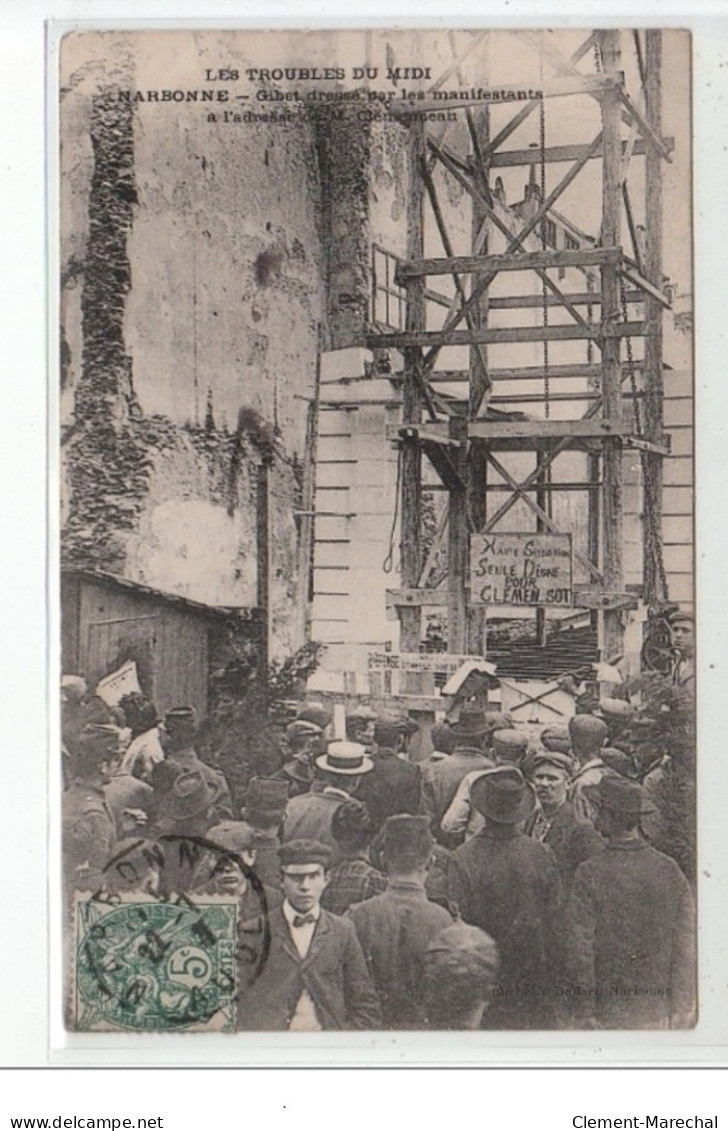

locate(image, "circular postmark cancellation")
[[71, 835, 272, 1033]]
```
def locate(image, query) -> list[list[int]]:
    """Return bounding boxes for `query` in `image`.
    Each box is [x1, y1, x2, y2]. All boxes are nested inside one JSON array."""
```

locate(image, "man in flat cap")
[[347, 815, 453, 1028], [354, 712, 421, 831], [244, 777, 289, 889], [155, 706, 233, 826], [566, 776, 696, 1029], [567, 714, 609, 825], [420, 708, 496, 831], [239, 839, 381, 1031], [424, 921, 500, 1030], [345, 705, 378, 754], [62, 723, 121, 896], [523, 749, 604, 889], [282, 741, 373, 862], [669, 610, 695, 690], [447, 768, 562, 1028], [273, 718, 324, 798]]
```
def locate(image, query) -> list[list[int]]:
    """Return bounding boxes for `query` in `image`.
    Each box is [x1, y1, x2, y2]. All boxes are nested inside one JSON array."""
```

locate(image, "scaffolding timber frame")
[[369, 28, 671, 665]]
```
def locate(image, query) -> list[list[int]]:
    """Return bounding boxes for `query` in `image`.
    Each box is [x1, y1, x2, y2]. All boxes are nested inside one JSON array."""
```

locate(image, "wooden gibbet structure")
[[366, 29, 672, 673]]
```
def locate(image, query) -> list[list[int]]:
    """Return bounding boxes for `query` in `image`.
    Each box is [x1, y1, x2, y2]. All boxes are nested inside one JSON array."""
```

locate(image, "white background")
[[2, 0, 727, 1114]]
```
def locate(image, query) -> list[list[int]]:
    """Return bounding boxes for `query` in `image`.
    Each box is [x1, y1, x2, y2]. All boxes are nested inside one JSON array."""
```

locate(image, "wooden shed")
[[61, 569, 262, 718]]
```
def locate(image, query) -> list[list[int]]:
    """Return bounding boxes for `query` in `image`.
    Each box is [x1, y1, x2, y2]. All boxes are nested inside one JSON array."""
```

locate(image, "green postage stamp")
[[73, 895, 238, 1032]]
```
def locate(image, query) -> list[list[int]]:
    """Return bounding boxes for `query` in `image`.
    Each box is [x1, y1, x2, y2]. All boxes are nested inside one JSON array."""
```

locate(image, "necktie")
[[292, 913, 316, 928]]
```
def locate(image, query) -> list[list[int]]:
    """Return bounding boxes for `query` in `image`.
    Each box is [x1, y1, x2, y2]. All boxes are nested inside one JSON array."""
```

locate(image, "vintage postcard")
[[56, 26, 697, 1045]]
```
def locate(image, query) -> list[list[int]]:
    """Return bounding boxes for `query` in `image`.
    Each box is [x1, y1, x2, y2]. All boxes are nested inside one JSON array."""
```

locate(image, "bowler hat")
[[315, 740, 373, 776], [470, 767, 535, 824], [584, 773, 655, 815], [452, 708, 490, 740], [278, 839, 332, 869], [166, 769, 221, 820]]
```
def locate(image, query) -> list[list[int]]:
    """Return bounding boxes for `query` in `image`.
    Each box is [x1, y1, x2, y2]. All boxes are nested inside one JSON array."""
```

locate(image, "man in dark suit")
[[354, 713, 421, 831], [447, 768, 562, 1029], [566, 776, 696, 1029], [238, 839, 381, 1031], [524, 750, 604, 888]]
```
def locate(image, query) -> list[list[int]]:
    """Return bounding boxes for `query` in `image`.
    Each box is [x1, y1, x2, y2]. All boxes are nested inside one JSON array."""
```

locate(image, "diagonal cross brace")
[[483, 449, 604, 583]]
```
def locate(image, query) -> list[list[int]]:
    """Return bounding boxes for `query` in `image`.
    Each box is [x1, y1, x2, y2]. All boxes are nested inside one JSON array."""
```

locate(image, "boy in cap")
[[567, 776, 696, 1029], [239, 839, 381, 1031], [447, 768, 562, 1029], [567, 714, 609, 825], [346, 816, 453, 1029]]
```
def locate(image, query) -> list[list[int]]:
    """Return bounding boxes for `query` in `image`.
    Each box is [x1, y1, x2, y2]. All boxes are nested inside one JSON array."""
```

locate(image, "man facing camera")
[[238, 839, 381, 1031]]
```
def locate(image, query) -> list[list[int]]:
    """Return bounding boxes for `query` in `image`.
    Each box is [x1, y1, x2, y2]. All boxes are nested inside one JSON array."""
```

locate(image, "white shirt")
[[282, 899, 322, 1031]]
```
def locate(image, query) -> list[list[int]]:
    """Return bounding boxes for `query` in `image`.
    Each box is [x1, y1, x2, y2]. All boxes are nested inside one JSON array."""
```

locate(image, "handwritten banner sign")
[[368, 652, 476, 675], [469, 533, 573, 607]]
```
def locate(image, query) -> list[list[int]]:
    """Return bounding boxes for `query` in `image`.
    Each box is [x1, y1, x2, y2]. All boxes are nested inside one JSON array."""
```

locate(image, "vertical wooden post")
[[256, 459, 271, 676], [467, 105, 490, 657], [599, 29, 625, 659], [448, 415, 468, 652], [399, 119, 426, 655], [643, 29, 665, 603], [297, 331, 322, 643], [588, 452, 601, 631], [536, 449, 549, 647]]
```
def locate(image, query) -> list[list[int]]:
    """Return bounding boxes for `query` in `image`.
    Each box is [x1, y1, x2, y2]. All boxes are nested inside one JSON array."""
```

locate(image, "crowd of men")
[[60, 611, 696, 1032]]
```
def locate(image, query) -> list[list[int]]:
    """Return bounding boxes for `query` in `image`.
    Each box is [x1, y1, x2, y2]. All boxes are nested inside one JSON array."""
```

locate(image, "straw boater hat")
[[470, 767, 536, 824], [315, 740, 373, 776]]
